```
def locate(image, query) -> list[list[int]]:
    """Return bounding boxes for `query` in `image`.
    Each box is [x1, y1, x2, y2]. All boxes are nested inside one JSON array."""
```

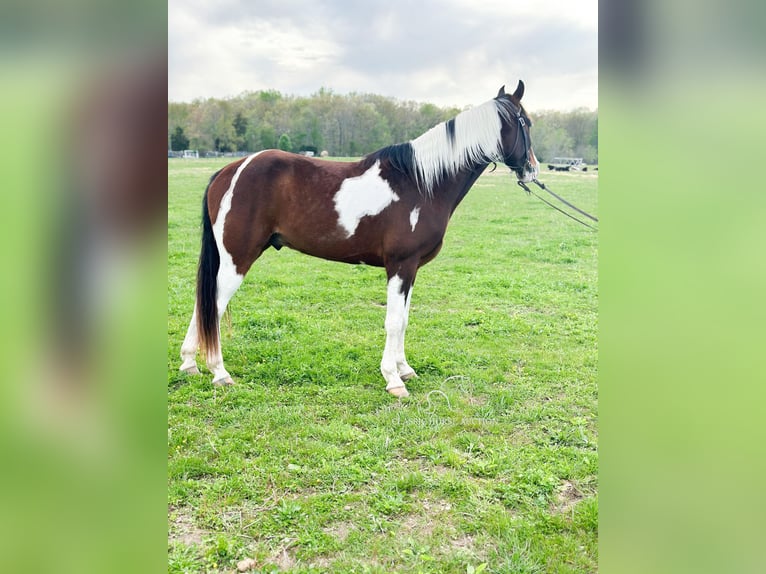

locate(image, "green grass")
[[168, 157, 598, 573]]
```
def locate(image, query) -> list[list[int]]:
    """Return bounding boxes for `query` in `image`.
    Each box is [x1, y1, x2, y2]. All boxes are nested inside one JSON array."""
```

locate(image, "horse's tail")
[[196, 170, 222, 362]]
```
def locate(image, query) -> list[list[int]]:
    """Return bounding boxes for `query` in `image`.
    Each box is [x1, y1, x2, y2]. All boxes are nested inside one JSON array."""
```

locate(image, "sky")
[[169, 0, 597, 111]]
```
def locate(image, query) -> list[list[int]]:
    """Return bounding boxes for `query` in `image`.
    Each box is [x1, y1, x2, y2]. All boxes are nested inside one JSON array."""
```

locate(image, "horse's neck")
[[441, 165, 488, 216]]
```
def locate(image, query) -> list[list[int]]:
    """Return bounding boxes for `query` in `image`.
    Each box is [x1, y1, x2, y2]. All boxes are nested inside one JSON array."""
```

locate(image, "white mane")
[[410, 99, 512, 195]]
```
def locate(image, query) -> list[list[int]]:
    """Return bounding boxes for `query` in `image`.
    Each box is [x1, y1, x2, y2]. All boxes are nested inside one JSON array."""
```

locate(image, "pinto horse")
[[179, 81, 539, 397]]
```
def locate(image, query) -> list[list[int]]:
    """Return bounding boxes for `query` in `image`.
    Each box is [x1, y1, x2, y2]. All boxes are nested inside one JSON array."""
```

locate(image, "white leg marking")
[[409, 207, 420, 232], [333, 160, 399, 237], [397, 290, 416, 380], [381, 275, 412, 395], [179, 305, 200, 373], [206, 267, 244, 384]]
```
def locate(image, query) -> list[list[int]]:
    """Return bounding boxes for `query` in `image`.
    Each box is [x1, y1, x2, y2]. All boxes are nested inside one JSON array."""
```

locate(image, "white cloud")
[[168, 0, 598, 110], [448, 0, 598, 31]]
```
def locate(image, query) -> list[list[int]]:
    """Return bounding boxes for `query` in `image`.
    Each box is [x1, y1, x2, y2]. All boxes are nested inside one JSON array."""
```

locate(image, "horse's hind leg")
[[179, 305, 201, 374], [205, 261, 245, 386]]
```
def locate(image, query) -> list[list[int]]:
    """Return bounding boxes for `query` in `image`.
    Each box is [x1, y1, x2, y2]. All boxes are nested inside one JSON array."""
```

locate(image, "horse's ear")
[[512, 80, 525, 101], [497, 85, 506, 98]]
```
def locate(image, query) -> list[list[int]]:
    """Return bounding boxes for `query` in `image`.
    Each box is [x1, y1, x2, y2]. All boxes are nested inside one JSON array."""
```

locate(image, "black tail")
[[196, 170, 222, 361]]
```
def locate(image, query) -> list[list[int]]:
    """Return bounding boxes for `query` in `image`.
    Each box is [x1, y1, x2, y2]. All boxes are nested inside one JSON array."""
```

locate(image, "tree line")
[[169, 89, 597, 164]]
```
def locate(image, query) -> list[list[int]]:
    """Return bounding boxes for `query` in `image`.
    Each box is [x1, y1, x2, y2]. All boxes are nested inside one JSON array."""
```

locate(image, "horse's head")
[[496, 81, 539, 183]]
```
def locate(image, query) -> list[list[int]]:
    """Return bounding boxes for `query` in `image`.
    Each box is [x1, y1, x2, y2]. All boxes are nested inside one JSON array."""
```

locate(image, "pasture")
[[168, 157, 598, 573]]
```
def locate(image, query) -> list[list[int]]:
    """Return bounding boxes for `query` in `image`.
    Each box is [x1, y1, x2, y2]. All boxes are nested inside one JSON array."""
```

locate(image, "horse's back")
[[233, 150, 367, 201], [242, 150, 368, 218], [207, 151, 342, 219]]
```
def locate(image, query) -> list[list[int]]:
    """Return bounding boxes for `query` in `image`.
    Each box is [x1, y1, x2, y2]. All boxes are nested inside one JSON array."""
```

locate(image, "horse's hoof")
[[180, 365, 200, 375], [213, 377, 235, 387], [400, 369, 417, 381], [387, 385, 409, 398]]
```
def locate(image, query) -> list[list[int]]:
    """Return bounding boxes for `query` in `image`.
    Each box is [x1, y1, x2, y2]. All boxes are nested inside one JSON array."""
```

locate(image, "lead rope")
[[517, 179, 598, 232]]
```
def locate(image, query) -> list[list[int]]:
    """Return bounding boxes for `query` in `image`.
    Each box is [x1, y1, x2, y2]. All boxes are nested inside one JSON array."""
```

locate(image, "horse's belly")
[[279, 231, 385, 267]]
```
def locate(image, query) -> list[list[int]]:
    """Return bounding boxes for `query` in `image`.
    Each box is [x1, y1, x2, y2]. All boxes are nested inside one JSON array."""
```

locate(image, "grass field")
[[168, 157, 598, 573]]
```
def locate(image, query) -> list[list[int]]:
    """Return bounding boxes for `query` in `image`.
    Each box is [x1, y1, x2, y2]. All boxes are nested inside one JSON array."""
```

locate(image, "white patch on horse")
[[333, 160, 399, 237], [212, 152, 261, 278], [409, 207, 420, 232]]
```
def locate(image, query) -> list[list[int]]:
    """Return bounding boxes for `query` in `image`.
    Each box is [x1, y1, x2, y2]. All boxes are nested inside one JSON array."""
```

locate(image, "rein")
[[493, 104, 598, 232], [517, 179, 598, 231]]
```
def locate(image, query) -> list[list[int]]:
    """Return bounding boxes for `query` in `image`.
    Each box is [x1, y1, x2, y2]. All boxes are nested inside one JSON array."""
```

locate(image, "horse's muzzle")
[[515, 162, 539, 183]]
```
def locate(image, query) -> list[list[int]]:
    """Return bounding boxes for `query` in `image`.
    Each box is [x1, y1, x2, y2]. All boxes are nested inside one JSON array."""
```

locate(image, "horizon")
[[168, 86, 598, 114]]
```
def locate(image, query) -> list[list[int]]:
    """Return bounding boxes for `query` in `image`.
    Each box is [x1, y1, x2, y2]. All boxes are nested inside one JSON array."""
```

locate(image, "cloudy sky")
[[169, 0, 597, 111]]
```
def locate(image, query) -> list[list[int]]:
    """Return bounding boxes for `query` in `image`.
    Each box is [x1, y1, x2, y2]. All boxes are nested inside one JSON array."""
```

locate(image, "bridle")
[[502, 107, 532, 175]]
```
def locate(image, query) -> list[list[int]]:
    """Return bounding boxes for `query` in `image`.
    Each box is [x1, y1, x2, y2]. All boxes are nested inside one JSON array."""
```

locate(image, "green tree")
[[538, 126, 575, 161], [168, 90, 597, 161], [170, 126, 189, 151], [232, 112, 248, 137], [232, 112, 249, 151], [277, 133, 292, 152], [259, 125, 276, 149], [187, 98, 235, 152], [259, 89, 282, 104], [168, 102, 190, 148]]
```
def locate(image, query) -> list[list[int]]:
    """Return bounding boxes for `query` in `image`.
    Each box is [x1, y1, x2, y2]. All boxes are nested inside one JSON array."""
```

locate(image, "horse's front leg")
[[381, 264, 418, 397], [396, 291, 417, 382]]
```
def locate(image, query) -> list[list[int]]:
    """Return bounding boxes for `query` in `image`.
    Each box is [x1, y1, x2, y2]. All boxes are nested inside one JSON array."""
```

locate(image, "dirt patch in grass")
[[449, 534, 475, 550], [257, 539, 300, 571], [168, 507, 207, 546], [443, 532, 487, 563], [419, 498, 453, 515], [397, 497, 455, 539], [399, 512, 436, 538], [323, 520, 355, 543], [274, 546, 297, 571], [553, 480, 584, 514]]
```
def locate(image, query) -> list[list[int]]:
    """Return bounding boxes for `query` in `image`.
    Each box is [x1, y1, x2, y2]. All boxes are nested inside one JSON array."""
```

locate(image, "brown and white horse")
[[179, 81, 539, 397]]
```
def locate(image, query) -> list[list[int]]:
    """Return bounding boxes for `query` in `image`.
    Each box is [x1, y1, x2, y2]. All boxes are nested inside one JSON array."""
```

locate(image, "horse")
[[179, 81, 539, 398]]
